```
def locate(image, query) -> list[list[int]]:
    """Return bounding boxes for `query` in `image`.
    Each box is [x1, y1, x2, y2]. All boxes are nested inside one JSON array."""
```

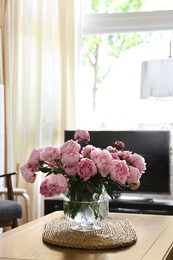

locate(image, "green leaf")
[[103, 182, 114, 200], [39, 167, 51, 173]]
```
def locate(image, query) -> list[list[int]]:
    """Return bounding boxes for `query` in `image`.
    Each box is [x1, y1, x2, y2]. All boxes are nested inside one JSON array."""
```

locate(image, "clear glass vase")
[[63, 191, 109, 231]]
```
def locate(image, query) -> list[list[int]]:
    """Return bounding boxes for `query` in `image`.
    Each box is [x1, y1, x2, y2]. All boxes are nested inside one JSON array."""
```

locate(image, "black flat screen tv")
[[64, 130, 171, 195]]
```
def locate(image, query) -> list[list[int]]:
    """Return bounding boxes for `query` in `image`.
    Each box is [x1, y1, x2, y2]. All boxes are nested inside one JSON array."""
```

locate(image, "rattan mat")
[[42, 216, 137, 249]]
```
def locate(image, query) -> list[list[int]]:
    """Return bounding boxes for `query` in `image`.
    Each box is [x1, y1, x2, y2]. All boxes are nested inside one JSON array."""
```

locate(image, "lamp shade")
[[141, 58, 173, 99]]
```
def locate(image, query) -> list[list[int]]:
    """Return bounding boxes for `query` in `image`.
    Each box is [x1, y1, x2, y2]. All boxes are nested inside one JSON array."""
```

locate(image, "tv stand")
[[44, 195, 173, 216], [109, 196, 173, 215], [113, 193, 155, 202]]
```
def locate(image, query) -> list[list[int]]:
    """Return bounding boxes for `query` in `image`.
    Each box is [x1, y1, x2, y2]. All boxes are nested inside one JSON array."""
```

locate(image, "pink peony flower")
[[111, 151, 120, 160], [106, 146, 115, 152], [114, 141, 125, 151], [40, 179, 53, 197], [91, 149, 112, 177], [130, 180, 141, 190], [61, 151, 80, 167], [109, 159, 129, 184], [27, 148, 43, 170], [82, 145, 96, 157], [60, 140, 81, 154], [21, 129, 146, 200], [127, 165, 141, 184], [20, 164, 36, 183], [74, 129, 90, 142], [106, 146, 119, 159], [65, 166, 78, 176], [40, 174, 68, 197], [129, 153, 146, 173], [40, 146, 61, 165], [78, 158, 97, 181], [90, 147, 102, 161], [119, 150, 132, 161]]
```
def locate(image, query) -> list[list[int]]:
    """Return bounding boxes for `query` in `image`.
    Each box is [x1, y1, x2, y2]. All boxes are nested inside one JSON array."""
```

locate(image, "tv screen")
[[64, 130, 171, 195]]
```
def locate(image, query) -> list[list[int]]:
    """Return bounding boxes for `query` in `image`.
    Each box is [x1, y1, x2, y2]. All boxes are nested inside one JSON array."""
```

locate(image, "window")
[[77, 0, 173, 132], [83, 0, 173, 14]]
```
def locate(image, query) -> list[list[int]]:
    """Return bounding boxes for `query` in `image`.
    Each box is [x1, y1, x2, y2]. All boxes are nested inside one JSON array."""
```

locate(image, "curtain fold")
[[0, 28, 3, 84], [0, 25, 5, 181], [1, 0, 81, 222]]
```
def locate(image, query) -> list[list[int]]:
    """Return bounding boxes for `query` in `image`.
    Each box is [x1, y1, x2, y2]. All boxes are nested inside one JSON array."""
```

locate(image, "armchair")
[[0, 172, 22, 229]]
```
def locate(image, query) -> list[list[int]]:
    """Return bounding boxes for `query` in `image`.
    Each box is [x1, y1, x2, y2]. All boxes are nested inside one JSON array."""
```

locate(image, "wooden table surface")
[[0, 211, 173, 260]]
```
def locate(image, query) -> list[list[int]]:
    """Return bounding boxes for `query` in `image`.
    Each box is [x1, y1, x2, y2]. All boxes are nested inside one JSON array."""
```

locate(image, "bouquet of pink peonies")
[[21, 129, 146, 203]]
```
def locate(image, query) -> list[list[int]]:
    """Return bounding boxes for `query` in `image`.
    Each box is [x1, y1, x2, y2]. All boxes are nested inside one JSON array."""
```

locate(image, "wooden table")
[[0, 211, 173, 260]]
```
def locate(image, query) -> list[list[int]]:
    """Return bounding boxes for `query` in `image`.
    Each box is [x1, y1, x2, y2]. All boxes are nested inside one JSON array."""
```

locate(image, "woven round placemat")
[[42, 216, 137, 249]]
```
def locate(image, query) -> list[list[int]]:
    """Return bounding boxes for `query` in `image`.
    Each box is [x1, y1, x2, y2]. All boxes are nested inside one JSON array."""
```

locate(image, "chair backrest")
[[0, 172, 16, 200], [0, 173, 22, 229]]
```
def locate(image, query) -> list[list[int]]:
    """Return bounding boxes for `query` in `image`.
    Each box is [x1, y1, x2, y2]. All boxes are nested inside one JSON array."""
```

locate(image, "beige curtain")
[[1, 0, 81, 222]]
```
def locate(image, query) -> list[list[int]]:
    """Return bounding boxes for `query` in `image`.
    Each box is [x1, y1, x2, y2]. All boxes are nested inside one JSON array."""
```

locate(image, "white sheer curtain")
[[0, 27, 4, 181], [1, 0, 81, 222]]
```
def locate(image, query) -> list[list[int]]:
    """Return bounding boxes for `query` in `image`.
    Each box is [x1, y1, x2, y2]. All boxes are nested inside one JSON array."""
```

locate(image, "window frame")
[[82, 10, 173, 34]]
